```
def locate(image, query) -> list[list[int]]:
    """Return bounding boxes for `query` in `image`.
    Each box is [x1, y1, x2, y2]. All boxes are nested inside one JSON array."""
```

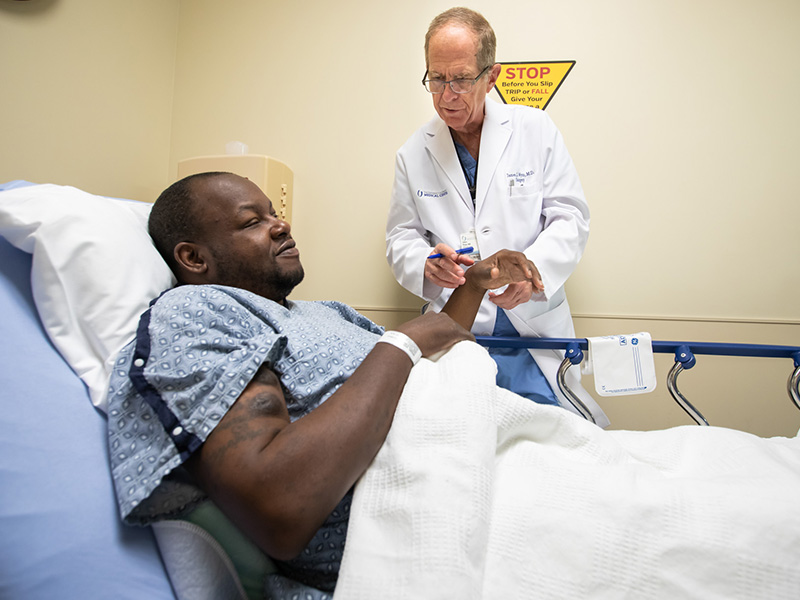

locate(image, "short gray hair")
[[424, 7, 496, 71]]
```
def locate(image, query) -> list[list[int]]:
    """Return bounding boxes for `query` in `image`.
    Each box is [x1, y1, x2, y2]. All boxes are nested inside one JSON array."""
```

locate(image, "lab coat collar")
[[422, 101, 513, 216], [423, 118, 473, 213], [474, 100, 512, 215]]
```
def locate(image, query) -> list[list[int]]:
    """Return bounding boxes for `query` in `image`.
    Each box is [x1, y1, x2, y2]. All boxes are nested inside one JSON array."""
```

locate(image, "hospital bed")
[[0, 194, 176, 598], [0, 181, 260, 600], [1, 180, 799, 599]]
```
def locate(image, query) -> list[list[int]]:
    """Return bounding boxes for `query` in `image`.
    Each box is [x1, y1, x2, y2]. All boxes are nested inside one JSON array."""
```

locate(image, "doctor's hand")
[[489, 281, 537, 309], [424, 243, 475, 289], [466, 250, 543, 303]]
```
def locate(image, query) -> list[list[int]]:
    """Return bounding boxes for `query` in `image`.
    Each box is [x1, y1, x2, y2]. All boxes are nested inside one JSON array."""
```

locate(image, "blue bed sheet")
[[0, 235, 176, 599]]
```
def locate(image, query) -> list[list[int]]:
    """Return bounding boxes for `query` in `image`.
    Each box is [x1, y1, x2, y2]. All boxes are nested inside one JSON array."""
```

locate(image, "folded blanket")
[[335, 341, 800, 599]]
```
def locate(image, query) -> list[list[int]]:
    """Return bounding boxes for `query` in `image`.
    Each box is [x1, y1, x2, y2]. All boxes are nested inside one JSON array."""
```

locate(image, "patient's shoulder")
[[314, 300, 384, 334]]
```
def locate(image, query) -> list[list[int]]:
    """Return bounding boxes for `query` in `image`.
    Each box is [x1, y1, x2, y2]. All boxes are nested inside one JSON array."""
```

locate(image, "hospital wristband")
[[376, 331, 422, 365]]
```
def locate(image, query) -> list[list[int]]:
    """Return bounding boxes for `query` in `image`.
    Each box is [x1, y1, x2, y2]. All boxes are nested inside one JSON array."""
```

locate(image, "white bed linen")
[[335, 341, 800, 599], [0, 183, 175, 411]]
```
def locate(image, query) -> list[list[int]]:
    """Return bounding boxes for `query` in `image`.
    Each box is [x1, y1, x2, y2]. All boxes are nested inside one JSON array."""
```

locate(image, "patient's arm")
[[185, 310, 472, 561], [441, 249, 542, 331]]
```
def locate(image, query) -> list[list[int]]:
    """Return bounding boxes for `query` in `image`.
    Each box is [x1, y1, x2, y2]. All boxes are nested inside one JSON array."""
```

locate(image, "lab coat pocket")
[[505, 189, 543, 236], [512, 294, 574, 339]]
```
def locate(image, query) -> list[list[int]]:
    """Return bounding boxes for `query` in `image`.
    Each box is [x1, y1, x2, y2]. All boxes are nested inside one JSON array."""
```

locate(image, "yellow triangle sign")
[[493, 61, 575, 110]]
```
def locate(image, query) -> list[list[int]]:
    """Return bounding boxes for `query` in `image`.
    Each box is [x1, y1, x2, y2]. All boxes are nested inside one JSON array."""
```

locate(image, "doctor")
[[385, 7, 608, 426]]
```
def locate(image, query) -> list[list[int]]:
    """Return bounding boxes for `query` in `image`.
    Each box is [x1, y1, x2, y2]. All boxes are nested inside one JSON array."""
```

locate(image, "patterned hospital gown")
[[106, 284, 384, 598]]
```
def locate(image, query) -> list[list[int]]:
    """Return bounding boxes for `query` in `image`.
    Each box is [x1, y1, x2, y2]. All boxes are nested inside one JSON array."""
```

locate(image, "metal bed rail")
[[475, 336, 800, 426]]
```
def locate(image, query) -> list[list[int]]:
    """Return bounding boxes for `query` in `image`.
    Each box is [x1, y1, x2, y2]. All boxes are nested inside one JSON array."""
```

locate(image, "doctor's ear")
[[487, 63, 502, 88]]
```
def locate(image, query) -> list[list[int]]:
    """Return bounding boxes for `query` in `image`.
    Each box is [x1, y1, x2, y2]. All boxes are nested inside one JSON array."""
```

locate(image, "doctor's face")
[[426, 24, 498, 137]]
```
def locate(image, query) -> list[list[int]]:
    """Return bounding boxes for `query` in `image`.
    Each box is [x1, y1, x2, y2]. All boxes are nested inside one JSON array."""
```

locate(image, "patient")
[[107, 172, 540, 598]]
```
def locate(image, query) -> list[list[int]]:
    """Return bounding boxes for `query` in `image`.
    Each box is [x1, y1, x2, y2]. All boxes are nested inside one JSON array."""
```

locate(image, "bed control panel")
[[177, 154, 294, 223]]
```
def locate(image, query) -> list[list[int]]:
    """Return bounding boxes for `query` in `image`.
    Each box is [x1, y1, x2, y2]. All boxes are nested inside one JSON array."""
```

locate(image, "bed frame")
[[477, 335, 800, 426]]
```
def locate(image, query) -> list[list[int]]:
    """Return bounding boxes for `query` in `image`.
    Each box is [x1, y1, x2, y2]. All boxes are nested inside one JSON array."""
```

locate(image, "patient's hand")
[[466, 250, 543, 296]]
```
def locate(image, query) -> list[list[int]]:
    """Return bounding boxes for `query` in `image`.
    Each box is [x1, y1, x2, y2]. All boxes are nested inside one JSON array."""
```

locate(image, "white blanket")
[[335, 341, 800, 599]]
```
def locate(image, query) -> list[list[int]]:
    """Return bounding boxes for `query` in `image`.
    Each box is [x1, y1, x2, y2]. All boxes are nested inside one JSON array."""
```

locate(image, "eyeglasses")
[[421, 65, 492, 94]]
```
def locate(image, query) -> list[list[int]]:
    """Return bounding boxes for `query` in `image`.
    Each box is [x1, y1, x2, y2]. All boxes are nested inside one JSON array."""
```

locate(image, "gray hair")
[[424, 7, 496, 71]]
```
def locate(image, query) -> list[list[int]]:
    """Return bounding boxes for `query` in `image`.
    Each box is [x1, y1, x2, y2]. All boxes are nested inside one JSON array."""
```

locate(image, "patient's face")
[[191, 174, 304, 303]]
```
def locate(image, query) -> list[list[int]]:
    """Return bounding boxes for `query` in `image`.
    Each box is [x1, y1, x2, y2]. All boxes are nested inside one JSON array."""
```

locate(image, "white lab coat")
[[386, 100, 608, 426]]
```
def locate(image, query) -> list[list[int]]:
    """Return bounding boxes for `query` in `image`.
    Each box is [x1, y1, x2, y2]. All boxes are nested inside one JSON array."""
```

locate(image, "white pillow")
[[0, 183, 175, 412]]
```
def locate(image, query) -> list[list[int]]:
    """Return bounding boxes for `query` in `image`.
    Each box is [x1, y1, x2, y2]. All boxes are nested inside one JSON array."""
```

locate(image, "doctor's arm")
[[493, 195, 586, 310], [386, 155, 435, 297], [522, 120, 590, 299], [387, 153, 472, 301]]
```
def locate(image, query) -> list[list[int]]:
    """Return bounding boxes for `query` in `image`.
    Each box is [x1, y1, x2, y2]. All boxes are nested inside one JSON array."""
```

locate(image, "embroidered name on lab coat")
[[506, 170, 535, 187]]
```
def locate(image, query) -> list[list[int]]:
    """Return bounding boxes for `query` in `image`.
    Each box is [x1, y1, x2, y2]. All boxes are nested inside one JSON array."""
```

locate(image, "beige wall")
[[2, 0, 798, 435], [168, 0, 800, 321], [0, 0, 178, 201]]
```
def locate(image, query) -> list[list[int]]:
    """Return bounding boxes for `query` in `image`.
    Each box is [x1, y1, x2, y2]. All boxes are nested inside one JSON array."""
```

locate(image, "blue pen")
[[427, 246, 474, 260]]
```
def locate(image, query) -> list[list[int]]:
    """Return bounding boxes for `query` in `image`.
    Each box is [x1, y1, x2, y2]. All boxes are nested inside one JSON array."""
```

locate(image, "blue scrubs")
[[488, 309, 559, 406], [454, 137, 558, 406]]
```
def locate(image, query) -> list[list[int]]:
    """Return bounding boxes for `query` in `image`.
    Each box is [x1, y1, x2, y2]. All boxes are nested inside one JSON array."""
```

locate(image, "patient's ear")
[[174, 241, 209, 280]]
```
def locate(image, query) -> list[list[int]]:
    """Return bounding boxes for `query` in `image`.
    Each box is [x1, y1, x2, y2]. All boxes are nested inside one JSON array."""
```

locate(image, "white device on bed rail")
[[177, 154, 294, 223]]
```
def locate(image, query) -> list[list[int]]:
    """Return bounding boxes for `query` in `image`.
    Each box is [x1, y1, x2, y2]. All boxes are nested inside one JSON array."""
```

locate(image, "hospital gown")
[[106, 284, 383, 597]]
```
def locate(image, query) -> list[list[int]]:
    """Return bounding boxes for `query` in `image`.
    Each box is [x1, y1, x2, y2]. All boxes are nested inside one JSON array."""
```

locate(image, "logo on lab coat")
[[417, 189, 449, 199]]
